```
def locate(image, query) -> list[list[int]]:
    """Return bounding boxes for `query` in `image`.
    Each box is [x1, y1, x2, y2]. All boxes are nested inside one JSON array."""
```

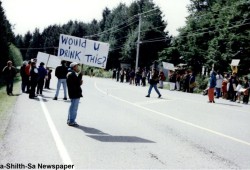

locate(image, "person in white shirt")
[[215, 70, 223, 98]]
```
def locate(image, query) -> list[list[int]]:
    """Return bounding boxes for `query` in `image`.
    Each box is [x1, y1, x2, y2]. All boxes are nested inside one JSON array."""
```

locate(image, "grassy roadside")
[[0, 79, 21, 140]]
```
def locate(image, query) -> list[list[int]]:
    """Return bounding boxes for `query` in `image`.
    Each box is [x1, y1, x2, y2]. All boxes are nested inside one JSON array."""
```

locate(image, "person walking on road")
[[53, 60, 68, 100], [146, 68, 161, 98], [2, 61, 16, 96], [66, 62, 83, 127]]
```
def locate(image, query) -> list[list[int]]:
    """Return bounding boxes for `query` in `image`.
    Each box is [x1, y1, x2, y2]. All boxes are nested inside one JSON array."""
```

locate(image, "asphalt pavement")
[[0, 75, 250, 169]]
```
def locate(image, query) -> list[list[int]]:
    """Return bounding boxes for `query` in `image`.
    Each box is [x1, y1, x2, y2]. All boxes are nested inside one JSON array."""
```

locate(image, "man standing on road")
[[66, 62, 83, 127], [29, 61, 39, 99], [2, 61, 16, 96], [53, 60, 68, 100]]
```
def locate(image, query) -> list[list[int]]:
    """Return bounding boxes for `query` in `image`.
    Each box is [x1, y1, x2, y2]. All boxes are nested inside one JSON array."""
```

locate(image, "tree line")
[[159, 0, 250, 75], [0, 0, 249, 79]]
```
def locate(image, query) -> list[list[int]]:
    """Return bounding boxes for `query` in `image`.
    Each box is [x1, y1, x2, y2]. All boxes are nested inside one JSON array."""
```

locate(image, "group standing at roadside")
[[207, 70, 249, 104], [2, 59, 83, 127]]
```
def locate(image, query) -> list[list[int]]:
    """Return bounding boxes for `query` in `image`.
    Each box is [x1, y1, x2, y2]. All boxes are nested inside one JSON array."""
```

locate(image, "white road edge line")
[[38, 96, 74, 166], [95, 82, 250, 147]]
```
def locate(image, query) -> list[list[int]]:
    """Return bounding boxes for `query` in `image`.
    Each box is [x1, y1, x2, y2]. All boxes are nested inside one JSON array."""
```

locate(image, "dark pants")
[[21, 77, 29, 93], [6, 79, 14, 95], [44, 79, 51, 89], [215, 87, 221, 98], [29, 81, 37, 98], [26, 79, 31, 92], [243, 95, 249, 104], [142, 77, 146, 86], [37, 79, 44, 94]]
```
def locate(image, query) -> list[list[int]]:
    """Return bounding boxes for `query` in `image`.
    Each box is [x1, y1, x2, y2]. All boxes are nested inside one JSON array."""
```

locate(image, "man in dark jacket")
[[66, 62, 83, 127], [2, 61, 16, 95], [53, 60, 68, 100], [145, 68, 161, 98], [37, 62, 47, 95], [29, 61, 39, 99]]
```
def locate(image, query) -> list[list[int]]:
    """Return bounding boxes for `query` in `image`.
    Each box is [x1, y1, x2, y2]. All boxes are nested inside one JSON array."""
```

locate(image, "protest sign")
[[58, 34, 110, 68], [231, 59, 240, 66], [36, 52, 61, 68], [162, 62, 175, 71]]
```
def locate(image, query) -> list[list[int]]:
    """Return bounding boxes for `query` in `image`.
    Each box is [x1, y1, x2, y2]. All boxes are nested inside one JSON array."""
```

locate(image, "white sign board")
[[231, 59, 240, 66], [36, 52, 61, 68], [162, 62, 175, 71], [58, 34, 110, 68]]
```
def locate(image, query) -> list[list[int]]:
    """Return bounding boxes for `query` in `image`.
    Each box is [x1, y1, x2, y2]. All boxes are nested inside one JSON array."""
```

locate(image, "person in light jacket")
[[215, 70, 223, 98]]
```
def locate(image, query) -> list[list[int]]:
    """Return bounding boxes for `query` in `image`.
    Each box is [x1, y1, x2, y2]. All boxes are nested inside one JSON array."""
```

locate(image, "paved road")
[[0, 75, 250, 169]]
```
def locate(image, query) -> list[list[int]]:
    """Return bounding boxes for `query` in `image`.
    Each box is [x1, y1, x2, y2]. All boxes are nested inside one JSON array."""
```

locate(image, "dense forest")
[[0, 0, 249, 77], [159, 0, 250, 75]]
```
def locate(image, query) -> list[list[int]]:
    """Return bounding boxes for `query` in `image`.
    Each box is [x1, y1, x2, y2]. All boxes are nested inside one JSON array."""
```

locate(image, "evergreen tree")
[[26, 28, 43, 59], [160, 0, 250, 75], [0, 1, 10, 70], [22, 31, 32, 60]]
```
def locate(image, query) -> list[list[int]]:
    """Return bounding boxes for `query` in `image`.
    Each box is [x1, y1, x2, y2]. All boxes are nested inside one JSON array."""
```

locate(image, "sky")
[[1, 0, 190, 36]]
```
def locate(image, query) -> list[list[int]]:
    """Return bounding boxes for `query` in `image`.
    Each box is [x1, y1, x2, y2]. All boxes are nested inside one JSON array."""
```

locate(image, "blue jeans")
[[55, 79, 67, 98], [148, 84, 161, 96], [216, 87, 221, 98], [68, 98, 80, 124]]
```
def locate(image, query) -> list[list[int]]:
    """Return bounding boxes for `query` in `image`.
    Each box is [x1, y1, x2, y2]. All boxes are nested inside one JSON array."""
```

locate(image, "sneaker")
[[53, 97, 57, 100], [158, 95, 162, 98], [63, 97, 67, 100], [68, 122, 79, 127], [145, 95, 150, 97]]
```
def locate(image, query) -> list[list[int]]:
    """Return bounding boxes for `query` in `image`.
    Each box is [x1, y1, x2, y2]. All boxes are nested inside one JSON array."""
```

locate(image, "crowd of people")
[[1, 60, 249, 119], [19, 59, 51, 99], [112, 67, 249, 104], [112, 68, 196, 93], [112, 67, 165, 88], [2, 60, 83, 127], [206, 71, 249, 104]]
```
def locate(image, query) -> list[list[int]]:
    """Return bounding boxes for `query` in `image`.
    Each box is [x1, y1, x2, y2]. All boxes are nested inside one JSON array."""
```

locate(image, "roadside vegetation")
[[0, 78, 21, 140]]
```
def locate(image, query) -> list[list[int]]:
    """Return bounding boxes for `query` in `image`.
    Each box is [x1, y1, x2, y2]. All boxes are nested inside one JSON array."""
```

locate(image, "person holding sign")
[[66, 62, 83, 127], [53, 60, 68, 100]]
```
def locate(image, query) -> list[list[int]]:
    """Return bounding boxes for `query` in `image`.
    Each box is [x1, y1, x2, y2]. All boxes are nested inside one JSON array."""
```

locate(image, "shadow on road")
[[75, 125, 155, 143], [214, 102, 242, 107]]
